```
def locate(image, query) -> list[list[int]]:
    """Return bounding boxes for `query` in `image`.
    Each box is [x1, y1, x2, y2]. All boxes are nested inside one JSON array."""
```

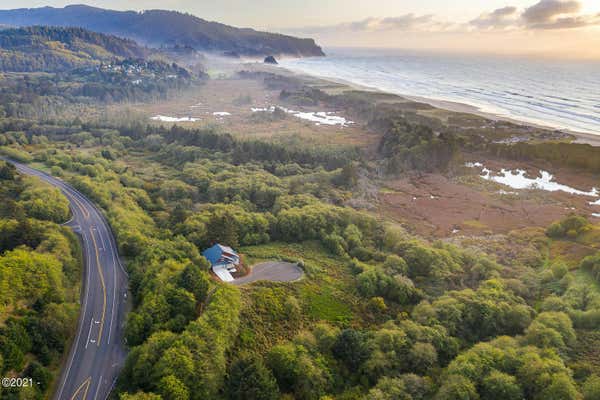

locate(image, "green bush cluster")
[[546, 214, 591, 239]]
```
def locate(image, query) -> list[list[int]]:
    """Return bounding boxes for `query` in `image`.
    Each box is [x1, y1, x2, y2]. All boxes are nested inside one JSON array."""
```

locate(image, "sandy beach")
[[266, 60, 600, 147]]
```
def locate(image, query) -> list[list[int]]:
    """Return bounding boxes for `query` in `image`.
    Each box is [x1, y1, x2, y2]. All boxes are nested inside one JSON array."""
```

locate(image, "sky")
[[2, 0, 600, 58]]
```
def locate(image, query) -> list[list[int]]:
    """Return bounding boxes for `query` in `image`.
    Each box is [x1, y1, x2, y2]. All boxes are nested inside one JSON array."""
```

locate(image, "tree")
[[383, 255, 408, 275], [40, 303, 78, 350], [178, 263, 210, 304], [153, 345, 195, 385], [266, 344, 297, 392], [551, 261, 569, 280], [435, 375, 479, 400], [357, 268, 418, 304], [120, 392, 163, 400], [226, 355, 279, 400], [267, 344, 329, 400], [0, 161, 16, 180], [539, 373, 579, 400], [366, 377, 412, 400], [546, 214, 590, 238], [0, 338, 24, 372], [367, 375, 433, 400], [206, 211, 239, 248], [334, 163, 359, 188], [525, 312, 576, 352], [20, 183, 70, 223], [125, 312, 152, 347], [0, 248, 64, 309], [480, 371, 522, 400], [428, 280, 533, 343], [368, 297, 388, 314], [158, 375, 189, 400], [165, 287, 196, 323], [332, 329, 371, 372], [407, 342, 437, 375], [25, 361, 53, 392], [313, 323, 340, 354], [583, 375, 600, 400]]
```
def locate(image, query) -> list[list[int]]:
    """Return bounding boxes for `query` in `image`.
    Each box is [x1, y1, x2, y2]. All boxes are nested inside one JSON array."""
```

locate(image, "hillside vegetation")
[[0, 5, 325, 57], [0, 26, 147, 72]]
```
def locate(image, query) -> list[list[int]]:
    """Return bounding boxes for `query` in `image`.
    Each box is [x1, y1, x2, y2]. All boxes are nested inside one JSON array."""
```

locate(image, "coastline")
[[266, 62, 600, 147]]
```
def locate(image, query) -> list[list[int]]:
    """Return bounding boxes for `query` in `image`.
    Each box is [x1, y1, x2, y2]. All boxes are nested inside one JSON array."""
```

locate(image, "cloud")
[[288, 13, 451, 34], [286, 0, 600, 36], [294, 14, 450, 35], [522, 0, 600, 29], [470, 6, 519, 30], [522, 0, 580, 24], [288, 14, 464, 37], [372, 15, 438, 31]]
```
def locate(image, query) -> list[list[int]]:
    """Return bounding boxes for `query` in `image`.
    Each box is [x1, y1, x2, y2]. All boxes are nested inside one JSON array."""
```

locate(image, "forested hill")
[[0, 26, 148, 72], [0, 5, 325, 57]]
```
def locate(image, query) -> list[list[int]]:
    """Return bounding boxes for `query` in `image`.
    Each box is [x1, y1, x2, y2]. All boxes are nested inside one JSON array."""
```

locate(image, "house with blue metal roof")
[[202, 244, 240, 282]]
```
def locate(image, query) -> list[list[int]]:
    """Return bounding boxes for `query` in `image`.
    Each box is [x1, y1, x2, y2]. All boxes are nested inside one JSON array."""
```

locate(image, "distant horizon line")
[[299, 46, 600, 62], [0, 3, 598, 62]]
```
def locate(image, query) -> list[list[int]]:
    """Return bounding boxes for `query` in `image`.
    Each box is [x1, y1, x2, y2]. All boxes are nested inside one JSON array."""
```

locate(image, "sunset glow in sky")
[[2, 0, 600, 58]]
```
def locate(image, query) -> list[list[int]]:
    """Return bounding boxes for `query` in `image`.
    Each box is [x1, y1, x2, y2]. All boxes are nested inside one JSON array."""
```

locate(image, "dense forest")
[[0, 160, 80, 400], [2, 112, 600, 399], [0, 60, 197, 123], [0, 35, 599, 400], [0, 26, 199, 119], [0, 26, 147, 72], [0, 5, 325, 57]]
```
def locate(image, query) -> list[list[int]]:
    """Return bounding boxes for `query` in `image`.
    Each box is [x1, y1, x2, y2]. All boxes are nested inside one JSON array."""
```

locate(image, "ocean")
[[279, 48, 600, 135]]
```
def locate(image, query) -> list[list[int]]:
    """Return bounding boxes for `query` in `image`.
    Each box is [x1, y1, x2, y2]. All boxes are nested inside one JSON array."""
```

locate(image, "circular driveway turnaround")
[[233, 261, 304, 285]]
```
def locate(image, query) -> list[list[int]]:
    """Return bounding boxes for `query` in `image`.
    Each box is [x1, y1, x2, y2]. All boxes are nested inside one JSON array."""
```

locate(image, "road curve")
[[3, 159, 129, 400]]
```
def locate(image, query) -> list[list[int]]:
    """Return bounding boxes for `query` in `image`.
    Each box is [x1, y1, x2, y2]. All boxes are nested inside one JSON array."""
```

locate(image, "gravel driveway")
[[233, 261, 304, 285]]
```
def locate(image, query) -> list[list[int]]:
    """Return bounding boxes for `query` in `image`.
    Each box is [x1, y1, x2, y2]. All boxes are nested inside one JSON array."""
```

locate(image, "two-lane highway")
[[3, 159, 129, 400]]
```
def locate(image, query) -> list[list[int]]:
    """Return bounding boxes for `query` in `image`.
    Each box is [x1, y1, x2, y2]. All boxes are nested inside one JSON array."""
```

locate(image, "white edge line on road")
[[107, 226, 117, 345], [100, 234, 106, 251], [93, 375, 103, 400], [103, 377, 118, 400], [85, 318, 94, 350], [61, 213, 75, 226], [55, 218, 92, 400]]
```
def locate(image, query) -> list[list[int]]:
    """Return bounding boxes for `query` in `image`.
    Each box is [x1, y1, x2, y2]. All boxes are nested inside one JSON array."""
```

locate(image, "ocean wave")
[[281, 50, 600, 135]]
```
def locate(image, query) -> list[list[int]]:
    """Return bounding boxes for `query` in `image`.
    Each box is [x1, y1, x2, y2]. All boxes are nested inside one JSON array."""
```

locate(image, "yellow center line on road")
[[69, 191, 91, 219], [90, 228, 107, 346], [70, 377, 91, 400]]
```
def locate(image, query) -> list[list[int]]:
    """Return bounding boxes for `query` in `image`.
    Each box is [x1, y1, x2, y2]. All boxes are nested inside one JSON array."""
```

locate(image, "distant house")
[[202, 244, 240, 282]]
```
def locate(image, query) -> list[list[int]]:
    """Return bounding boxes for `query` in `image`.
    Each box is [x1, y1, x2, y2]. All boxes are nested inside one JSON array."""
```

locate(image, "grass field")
[[235, 241, 361, 354]]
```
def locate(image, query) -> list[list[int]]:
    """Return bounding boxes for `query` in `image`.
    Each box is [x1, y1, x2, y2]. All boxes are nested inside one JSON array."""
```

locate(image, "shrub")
[[546, 215, 590, 239]]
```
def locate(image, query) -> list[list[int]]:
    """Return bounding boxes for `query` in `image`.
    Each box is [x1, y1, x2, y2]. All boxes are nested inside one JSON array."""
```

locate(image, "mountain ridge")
[[0, 25, 148, 72], [0, 4, 325, 57]]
